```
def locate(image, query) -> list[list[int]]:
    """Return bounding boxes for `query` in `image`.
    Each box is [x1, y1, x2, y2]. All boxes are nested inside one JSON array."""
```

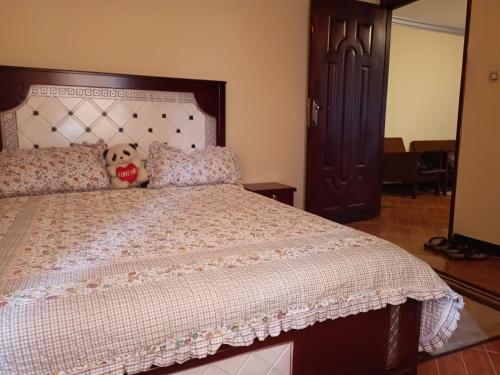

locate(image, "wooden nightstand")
[[243, 182, 297, 206]]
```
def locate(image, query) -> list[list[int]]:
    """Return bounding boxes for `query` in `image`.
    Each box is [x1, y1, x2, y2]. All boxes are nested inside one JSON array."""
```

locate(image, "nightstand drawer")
[[243, 182, 297, 206], [260, 190, 294, 205]]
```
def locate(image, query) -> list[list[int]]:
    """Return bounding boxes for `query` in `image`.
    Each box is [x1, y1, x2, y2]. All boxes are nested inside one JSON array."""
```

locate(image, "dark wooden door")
[[306, 0, 390, 223]]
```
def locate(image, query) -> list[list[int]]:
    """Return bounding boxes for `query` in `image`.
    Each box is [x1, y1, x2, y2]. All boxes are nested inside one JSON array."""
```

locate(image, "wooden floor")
[[417, 338, 500, 375], [347, 190, 500, 293]]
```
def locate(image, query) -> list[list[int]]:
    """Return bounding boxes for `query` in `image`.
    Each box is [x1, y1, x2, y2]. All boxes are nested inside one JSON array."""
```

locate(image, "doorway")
[[376, 0, 466, 261]]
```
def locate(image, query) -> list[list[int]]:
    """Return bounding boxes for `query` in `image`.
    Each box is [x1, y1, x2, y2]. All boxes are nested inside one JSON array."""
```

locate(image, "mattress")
[[0, 184, 463, 375]]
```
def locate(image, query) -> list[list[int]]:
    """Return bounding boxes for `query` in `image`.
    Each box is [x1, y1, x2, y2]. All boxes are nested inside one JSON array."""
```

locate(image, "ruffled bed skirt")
[[59, 288, 463, 375]]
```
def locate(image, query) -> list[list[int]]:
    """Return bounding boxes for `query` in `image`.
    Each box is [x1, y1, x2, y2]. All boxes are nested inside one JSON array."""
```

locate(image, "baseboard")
[[434, 269, 500, 311], [452, 233, 500, 256]]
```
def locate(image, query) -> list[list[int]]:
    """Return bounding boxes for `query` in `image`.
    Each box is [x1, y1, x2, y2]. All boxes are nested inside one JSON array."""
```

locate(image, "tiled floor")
[[347, 191, 500, 293], [418, 338, 500, 375]]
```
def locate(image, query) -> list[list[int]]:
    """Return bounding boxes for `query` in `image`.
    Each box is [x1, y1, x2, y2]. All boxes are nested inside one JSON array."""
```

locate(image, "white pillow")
[[147, 142, 241, 188]]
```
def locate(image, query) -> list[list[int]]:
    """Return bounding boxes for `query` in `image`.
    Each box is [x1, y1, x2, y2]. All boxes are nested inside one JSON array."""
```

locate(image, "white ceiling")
[[394, 0, 467, 31]]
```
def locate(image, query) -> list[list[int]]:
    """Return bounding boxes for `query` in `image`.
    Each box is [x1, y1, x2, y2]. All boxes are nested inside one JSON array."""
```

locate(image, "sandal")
[[424, 236, 460, 253], [424, 238, 488, 260], [455, 244, 488, 260]]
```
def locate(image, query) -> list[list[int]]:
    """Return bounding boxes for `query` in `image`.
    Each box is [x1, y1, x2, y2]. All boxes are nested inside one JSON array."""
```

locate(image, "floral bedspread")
[[0, 185, 462, 375]]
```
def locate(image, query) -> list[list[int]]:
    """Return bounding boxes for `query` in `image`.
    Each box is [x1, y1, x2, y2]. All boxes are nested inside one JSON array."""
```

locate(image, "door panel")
[[306, 0, 389, 222]]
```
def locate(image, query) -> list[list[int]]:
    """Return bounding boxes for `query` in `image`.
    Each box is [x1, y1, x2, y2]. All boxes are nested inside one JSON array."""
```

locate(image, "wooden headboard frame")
[[0, 65, 226, 150]]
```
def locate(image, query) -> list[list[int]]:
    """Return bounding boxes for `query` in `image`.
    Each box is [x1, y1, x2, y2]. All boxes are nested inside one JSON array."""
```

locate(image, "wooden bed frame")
[[0, 65, 422, 375]]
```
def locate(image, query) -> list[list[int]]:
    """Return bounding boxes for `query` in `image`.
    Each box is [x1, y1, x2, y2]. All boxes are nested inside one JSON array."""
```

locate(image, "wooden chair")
[[410, 140, 456, 192], [382, 138, 447, 198]]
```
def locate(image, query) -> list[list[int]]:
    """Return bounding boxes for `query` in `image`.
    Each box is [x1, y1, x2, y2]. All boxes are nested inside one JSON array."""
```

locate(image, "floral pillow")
[[147, 142, 241, 188], [0, 141, 110, 198]]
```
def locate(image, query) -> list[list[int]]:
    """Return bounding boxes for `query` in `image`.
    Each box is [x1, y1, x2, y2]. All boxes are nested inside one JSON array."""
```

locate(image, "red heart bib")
[[116, 163, 138, 183]]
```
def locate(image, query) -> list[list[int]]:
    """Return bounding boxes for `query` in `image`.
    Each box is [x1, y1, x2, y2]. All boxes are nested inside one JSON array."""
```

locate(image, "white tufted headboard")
[[0, 66, 226, 158]]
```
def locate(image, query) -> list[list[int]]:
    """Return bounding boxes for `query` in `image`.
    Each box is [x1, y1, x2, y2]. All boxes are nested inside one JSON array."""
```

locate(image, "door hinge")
[[307, 98, 311, 127]]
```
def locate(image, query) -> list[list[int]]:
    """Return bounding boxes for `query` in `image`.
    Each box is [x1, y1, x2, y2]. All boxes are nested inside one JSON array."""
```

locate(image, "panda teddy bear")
[[103, 143, 149, 188]]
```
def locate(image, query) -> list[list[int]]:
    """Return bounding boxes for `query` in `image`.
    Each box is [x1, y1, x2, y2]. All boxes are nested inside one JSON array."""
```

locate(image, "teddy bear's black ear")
[[103, 149, 108, 159]]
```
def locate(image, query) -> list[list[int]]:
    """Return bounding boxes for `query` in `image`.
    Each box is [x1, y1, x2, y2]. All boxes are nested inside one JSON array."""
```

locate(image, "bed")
[[0, 66, 463, 375]]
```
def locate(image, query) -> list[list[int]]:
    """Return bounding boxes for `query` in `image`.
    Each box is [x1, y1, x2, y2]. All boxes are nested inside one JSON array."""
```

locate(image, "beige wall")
[[385, 24, 464, 150], [454, 0, 500, 245], [0, 0, 310, 207]]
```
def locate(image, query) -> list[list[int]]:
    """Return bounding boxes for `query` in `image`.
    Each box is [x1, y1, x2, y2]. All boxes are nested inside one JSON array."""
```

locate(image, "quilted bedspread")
[[0, 184, 462, 374]]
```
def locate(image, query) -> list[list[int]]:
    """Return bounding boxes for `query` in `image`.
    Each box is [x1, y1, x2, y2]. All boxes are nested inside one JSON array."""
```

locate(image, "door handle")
[[311, 99, 321, 127]]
